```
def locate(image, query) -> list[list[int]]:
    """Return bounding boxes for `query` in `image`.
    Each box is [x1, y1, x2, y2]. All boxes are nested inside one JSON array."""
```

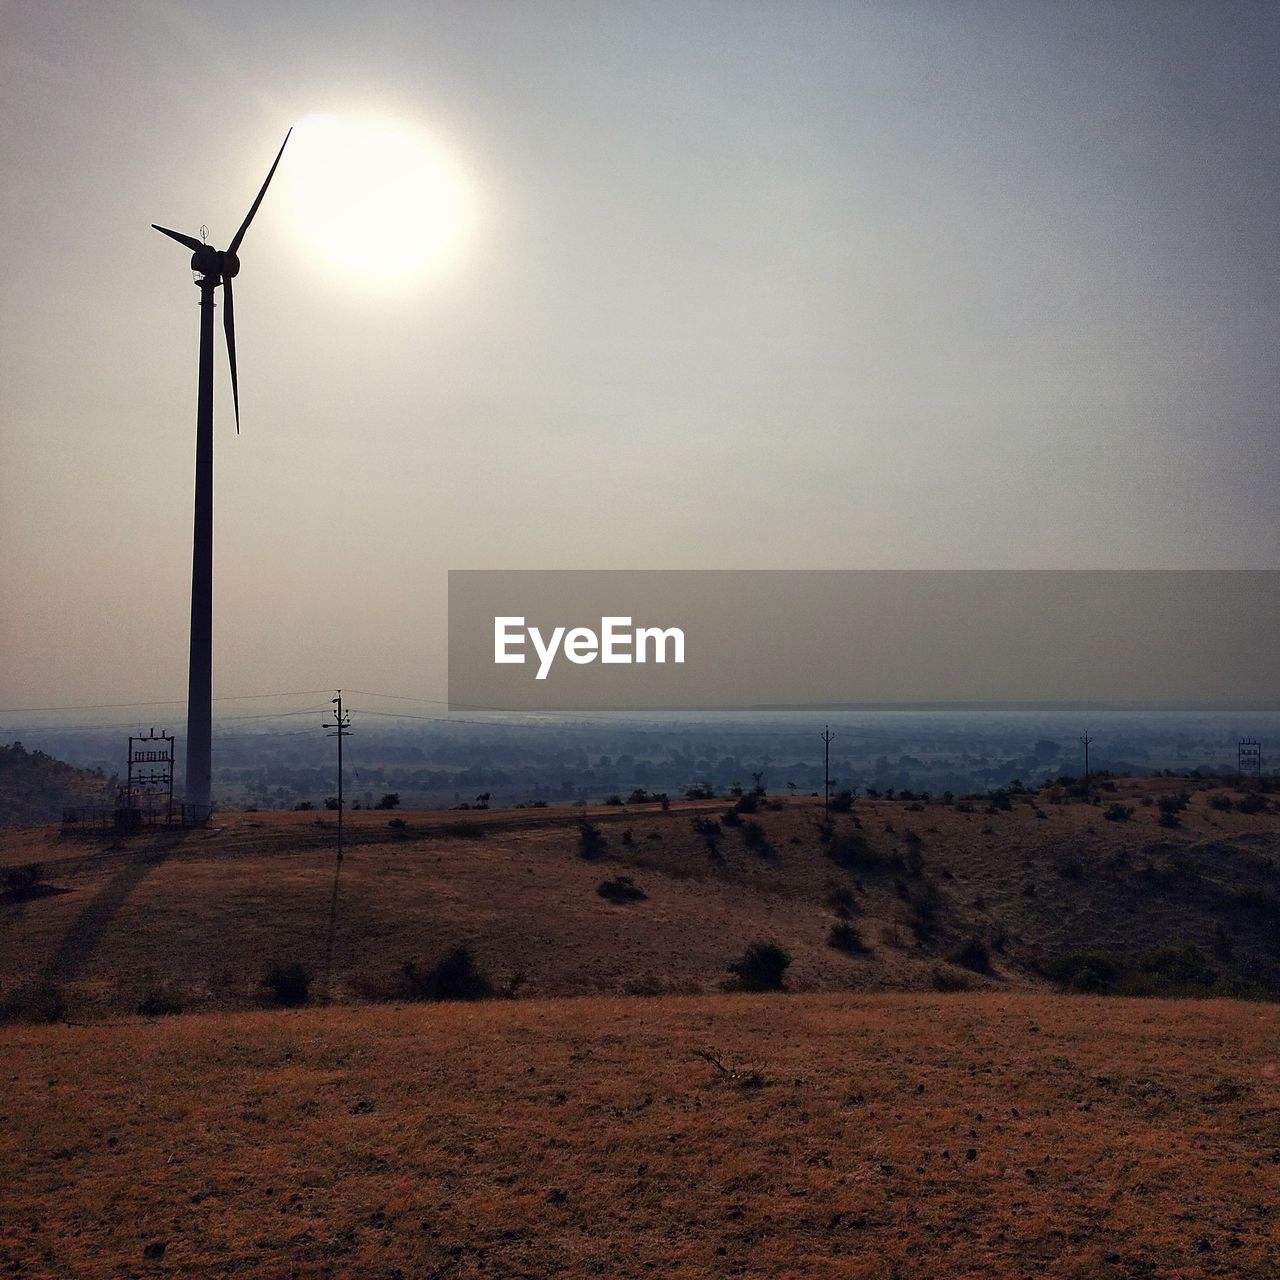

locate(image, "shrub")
[[734, 791, 759, 815], [828, 922, 870, 954], [1158, 792, 1191, 815], [1043, 949, 1121, 994], [2, 864, 45, 901], [931, 967, 972, 992], [721, 807, 742, 827], [828, 789, 855, 813], [949, 937, 992, 973], [597, 876, 647, 904], [324, 797, 340, 811], [577, 818, 607, 860], [137, 988, 184, 1017], [621, 828, 634, 845], [1208, 793, 1233, 812], [1238, 793, 1270, 815], [729, 941, 791, 991], [826, 831, 881, 871], [685, 784, 715, 800], [741, 820, 770, 853], [294, 800, 315, 811], [263, 962, 312, 1007], [388, 817, 408, 830], [605, 795, 623, 806], [1103, 803, 1132, 822], [375, 793, 401, 810], [404, 946, 493, 1001], [826, 884, 857, 917]]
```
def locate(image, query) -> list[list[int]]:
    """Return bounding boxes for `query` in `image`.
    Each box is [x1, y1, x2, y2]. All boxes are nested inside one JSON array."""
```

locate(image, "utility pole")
[[323, 691, 352, 861], [821, 725, 835, 818], [1080, 731, 1093, 801]]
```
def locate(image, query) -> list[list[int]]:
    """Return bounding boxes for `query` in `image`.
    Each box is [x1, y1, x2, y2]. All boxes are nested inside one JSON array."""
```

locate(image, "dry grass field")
[[1, 779, 1277, 1020], [2, 992, 1277, 1278]]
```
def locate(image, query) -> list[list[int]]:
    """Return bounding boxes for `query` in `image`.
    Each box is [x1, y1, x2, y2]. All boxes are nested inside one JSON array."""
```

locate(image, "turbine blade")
[[152, 224, 204, 253], [222, 274, 240, 434], [228, 127, 292, 255]]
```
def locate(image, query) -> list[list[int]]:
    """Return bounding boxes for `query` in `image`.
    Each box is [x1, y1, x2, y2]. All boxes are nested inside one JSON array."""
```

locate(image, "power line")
[[0, 689, 333, 714]]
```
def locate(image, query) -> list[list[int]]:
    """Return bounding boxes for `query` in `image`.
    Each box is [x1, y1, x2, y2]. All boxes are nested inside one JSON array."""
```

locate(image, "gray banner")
[[447, 570, 1280, 711]]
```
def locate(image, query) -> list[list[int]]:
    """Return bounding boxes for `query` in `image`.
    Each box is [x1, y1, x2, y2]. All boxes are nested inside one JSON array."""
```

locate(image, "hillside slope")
[[2, 778, 1277, 1021], [0, 741, 112, 826]]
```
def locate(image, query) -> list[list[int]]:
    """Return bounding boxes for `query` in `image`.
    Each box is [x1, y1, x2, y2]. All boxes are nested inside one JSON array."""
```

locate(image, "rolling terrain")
[[2, 777, 1278, 1277], [2, 777, 1277, 1021]]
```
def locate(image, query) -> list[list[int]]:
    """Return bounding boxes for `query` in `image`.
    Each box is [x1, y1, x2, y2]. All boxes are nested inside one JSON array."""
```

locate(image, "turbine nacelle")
[[187, 244, 239, 280], [152, 126, 291, 433]]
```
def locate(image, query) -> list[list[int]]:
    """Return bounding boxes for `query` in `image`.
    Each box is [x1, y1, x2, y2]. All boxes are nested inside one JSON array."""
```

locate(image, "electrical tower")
[[1238, 738, 1263, 780], [126, 728, 175, 825]]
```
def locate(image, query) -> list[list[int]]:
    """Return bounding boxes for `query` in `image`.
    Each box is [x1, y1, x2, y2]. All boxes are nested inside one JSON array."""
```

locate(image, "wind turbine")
[[152, 129, 290, 822]]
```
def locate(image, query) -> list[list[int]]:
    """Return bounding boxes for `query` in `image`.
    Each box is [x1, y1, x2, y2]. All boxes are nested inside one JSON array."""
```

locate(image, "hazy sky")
[[2, 1, 1277, 710]]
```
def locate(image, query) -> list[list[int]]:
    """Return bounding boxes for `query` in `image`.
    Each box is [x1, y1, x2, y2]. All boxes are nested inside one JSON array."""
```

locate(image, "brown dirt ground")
[[1, 992, 1277, 1278]]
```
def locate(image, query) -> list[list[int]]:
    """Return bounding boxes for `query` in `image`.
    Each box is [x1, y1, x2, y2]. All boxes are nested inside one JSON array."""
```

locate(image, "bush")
[[828, 789, 855, 813], [828, 922, 870, 954], [137, 988, 185, 1017], [729, 941, 791, 991], [826, 831, 881, 871], [1208, 793, 1233, 812], [1238, 793, 1270, 814], [577, 818, 607, 860], [597, 876, 647, 904], [685, 784, 715, 800], [604, 795, 623, 806], [721, 807, 742, 827], [404, 946, 493, 1001], [2, 864, 45, 901], [263, 962, 312, 1007], [375, 793, 401, 810], [1043, 949, 1121, 993], [1103, 803, 1132, 822], [294, 800, 315, 811], [741, 820, 770, 853], [826, 884, 857, 917], [734, 791, 759, 815], [388, 817, 408, 830], [949, 937, 992, 973]]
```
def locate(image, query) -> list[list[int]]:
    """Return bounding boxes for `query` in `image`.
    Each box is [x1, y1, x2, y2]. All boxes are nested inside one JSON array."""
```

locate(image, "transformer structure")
[[126, 728, 176, 825], [1237, 738, 1263, 780]]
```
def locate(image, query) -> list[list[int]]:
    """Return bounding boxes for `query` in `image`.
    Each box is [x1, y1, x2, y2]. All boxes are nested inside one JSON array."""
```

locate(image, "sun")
[[283, 112, 471, 281]]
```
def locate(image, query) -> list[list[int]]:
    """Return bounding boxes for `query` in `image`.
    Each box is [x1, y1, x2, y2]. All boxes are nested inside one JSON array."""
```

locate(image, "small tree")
[[729, 941, 791, 991], [375, 792, 401, 810], [263, 962, 312, 1007], [577, 818, 607, 860]]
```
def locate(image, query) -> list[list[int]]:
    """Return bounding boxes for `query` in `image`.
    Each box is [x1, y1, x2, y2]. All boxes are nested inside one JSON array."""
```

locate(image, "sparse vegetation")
[[728, 941, 791, 992], [403, 945, 493, 1001], [828, 921, 870, 954], [577, 818, 607, 859], [262, 961, 312, 1007], [597, 875, 646, 904]]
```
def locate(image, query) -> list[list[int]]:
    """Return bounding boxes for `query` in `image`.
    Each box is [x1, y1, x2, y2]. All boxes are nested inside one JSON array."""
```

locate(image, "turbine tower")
[[152, 130, 290, 822]]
